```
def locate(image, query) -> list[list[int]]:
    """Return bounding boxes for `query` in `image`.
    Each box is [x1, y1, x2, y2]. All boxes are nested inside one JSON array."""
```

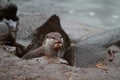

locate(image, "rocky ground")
[[0, 44, 120, 80], [0, 13, 120, 80], [0, 0, 120, 79]]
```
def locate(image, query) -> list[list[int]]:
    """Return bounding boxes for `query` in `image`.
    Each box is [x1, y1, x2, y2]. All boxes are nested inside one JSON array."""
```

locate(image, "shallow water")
[[12, 0, 120, 29]]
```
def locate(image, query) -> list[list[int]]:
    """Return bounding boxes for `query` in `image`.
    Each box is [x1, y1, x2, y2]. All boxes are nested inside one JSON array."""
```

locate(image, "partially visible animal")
[[0, 0, 26, 57]]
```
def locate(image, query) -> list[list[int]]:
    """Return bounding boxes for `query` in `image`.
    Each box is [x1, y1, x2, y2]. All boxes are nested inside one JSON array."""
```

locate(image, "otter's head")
[[44, 32, 63, 51]]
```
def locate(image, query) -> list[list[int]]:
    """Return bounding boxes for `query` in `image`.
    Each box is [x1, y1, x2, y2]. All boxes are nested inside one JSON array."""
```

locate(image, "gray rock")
[[0, 44, 120, 80], [74, 27, 120, 67]]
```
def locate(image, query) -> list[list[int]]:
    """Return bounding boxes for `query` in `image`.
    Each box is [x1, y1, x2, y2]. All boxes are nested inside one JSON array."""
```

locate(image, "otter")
[[23, 32, 64, 59]]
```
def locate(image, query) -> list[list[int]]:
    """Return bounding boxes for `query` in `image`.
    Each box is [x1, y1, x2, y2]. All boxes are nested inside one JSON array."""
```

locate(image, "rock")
[[0, 45, 120, 80], [30, 57, 68, 65], [73, 27, 120, 67]]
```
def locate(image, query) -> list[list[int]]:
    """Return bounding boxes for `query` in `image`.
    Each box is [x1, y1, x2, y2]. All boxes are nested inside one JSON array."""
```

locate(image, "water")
[[12, 0, 120, 29]]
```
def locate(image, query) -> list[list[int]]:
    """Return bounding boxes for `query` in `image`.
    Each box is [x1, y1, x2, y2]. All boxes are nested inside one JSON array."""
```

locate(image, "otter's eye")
[[46, 35, 49, 38]]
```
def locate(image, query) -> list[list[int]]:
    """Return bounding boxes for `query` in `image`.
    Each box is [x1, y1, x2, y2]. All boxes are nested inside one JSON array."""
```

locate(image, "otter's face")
[[45, 32, 63, 51]]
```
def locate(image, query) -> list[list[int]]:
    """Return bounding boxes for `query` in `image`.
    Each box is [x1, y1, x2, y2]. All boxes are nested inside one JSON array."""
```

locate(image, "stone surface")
[[0, 46, 120, 80], [74, 27, 120, 67]]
